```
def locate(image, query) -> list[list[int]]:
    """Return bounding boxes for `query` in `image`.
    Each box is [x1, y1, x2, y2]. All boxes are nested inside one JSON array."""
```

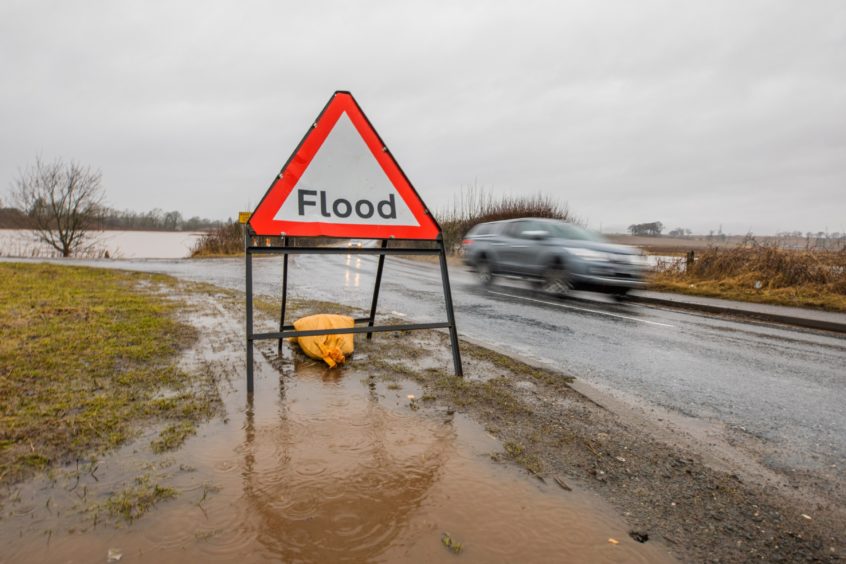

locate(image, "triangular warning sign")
[[249, 91, 441, 240]]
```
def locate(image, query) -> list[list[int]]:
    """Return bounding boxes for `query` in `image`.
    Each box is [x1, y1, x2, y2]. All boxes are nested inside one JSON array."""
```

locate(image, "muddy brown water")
[[1, 293, 674, 563]]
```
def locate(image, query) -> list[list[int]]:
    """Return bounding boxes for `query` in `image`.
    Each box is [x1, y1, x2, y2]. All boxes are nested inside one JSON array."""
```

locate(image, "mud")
[[0, 284, 673, 563], [364, 330, 844, 562]]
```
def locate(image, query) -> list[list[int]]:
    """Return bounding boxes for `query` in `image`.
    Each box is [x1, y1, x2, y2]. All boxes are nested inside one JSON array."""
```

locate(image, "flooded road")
[[7, 252, 844, 481], [1, 289, 673, 563]]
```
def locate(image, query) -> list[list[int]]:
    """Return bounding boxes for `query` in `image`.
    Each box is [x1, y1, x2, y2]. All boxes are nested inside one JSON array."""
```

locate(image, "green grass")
[[102, 475, 177, 522], [0, 263, 220, 486]]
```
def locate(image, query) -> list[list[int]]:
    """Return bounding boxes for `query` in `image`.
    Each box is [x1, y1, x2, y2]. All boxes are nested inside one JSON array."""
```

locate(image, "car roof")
[[479, 217, 568, 225]]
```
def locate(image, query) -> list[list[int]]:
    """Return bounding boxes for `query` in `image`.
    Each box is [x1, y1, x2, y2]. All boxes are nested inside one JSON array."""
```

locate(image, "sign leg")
[[438, 239, 464, 377], [367, 239, 388, 340], [278, 237, 289, 354], [246, 245, 255, 394], [438, 240, 463, 377]]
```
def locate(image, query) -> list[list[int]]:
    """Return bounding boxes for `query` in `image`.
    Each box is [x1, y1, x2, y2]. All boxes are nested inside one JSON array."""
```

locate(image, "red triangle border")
[[249, 91, 441, 240]]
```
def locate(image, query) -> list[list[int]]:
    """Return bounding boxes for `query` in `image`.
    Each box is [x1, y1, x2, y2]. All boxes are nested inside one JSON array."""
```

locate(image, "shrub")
[[435, 185, 573, 252], [191, 222, 243, 257]]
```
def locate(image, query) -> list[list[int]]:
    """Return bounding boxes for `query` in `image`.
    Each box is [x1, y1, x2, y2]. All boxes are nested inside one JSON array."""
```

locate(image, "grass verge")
[[102, 475, 177, 523], [0, 263, 221, 488], [650, 246, 846, 312]]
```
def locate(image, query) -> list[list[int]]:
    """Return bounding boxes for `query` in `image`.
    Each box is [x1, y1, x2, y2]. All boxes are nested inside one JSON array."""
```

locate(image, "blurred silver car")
[[462, 218, 648, 297]]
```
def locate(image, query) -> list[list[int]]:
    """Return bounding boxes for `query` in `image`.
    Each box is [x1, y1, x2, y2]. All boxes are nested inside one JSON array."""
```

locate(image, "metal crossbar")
[[252, 322, 451, 341], [244, 231, 463, 393]]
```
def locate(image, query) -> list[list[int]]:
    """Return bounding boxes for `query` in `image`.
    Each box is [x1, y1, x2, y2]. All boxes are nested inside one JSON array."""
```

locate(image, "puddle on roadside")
[[1, 296, 674, 563]]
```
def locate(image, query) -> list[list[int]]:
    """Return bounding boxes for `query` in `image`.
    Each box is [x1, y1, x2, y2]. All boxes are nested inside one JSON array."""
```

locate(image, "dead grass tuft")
[[651, 245, 846, 311]]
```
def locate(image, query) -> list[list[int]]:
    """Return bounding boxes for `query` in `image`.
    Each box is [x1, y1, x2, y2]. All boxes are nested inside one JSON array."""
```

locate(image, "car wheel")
[[542, 263, 571, 297], [610, 287, 630, 301], [477, 260, 494, 287]]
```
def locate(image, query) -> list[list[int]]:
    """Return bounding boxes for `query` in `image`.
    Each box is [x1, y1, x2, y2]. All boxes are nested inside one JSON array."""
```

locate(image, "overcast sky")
[[1, 0, 844, 234]]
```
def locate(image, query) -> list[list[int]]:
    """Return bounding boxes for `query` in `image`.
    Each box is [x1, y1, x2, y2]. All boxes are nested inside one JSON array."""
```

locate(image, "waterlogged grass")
[[103, 475, 177, 522], [150, 421, 197, 454], [0, 263, 220, 487]]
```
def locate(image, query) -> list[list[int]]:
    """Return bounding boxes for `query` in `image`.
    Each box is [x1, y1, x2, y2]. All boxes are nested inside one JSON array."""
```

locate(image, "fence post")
[[686, 250, 695, 270]]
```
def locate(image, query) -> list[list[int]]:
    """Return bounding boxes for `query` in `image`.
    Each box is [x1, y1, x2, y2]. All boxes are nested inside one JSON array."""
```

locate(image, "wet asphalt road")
[[9, 254, 845, 474]]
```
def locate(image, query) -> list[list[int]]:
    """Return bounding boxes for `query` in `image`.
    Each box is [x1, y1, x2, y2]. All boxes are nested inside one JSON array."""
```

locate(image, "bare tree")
[[13, 157, 105, 257]]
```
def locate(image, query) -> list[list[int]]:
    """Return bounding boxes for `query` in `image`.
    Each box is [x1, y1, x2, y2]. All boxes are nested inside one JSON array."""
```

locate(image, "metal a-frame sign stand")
[[244, 91, 462, 393]]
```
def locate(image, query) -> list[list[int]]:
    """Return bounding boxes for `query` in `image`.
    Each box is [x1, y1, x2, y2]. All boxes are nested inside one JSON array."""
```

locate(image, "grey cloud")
[[1, 0, 844, 234]]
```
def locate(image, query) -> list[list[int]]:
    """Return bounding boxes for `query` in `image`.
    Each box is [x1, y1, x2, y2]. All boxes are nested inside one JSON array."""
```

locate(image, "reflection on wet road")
[[6, 253, 845, 475]]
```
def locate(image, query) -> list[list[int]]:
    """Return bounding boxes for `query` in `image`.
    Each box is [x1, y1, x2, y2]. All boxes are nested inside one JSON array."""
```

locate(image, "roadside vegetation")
[[437, 186, 573, 251], [191, 221, 244, 256], [650, 244, 846, 312], [0, 263, 221, 487], [190, 222, 339, 257]]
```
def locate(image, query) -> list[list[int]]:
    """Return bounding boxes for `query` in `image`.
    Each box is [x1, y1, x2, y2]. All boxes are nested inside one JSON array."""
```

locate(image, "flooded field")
[[0, 229, 203, 259], [0, 288, 673, 563]]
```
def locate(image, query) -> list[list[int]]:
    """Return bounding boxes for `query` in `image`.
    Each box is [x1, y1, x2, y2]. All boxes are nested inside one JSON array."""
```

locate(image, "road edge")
[[628, 293, 846, 333]]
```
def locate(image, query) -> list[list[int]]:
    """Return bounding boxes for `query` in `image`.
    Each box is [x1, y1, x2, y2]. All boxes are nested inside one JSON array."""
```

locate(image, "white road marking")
[[487, 290, 676, 328]]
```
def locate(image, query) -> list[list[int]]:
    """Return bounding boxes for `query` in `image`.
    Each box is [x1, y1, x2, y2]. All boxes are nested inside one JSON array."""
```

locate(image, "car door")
[[496, 220, 527, 273], [508, 220, 548, 277]]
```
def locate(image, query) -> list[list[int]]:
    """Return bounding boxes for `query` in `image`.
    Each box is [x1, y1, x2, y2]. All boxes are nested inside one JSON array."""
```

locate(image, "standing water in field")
[[0, 229, 203, 259], [0, 290, 673, 563]]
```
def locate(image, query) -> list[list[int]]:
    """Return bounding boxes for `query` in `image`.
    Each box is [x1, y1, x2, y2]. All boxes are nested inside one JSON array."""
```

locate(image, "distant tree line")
[[92, 207, 224, 231], [668, 227, 693, 237], [628, 221, 664, 236], [776, 230, 844, 240], [0, 204, 224, 232]]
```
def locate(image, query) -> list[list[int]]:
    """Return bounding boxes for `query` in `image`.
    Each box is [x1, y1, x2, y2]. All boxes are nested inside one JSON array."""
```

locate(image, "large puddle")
[[1, 293, 674, 563]]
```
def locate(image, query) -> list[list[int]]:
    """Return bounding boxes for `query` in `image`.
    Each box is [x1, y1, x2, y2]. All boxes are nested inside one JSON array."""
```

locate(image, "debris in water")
[[629, 531, 649, 543], [407, 394, 416, 400], [107, 548, 123, 562], [801, 514, 812, 520], [553, 476, 572, 491], [608, 538, 620, 545], [441, 532, 463, 554]]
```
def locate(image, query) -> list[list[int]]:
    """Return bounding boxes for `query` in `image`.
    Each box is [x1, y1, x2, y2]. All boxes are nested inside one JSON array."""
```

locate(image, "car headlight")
[[567, 248, 609, 262], [627, 254, 650, 265]]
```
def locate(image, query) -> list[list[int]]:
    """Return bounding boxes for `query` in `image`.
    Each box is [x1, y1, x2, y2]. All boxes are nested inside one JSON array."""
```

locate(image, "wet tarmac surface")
[[5, 254, 844, 478]]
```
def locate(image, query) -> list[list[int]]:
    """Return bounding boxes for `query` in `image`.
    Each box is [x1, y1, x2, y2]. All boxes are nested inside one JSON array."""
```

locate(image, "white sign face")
[[274, 112, 420, 227], [249, 91, 440, 239]]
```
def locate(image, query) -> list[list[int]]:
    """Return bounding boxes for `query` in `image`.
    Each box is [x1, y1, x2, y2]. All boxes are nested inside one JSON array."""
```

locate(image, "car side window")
[[554, 223, 577, 240], [504, 221, 525, 238], [516, 220, 544, 239]]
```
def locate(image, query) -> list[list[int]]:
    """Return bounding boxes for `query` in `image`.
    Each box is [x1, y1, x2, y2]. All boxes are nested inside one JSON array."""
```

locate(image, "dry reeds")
[[191, 222, 243, 257], [190, 223, 340, 256], [436, 185, 573, 251], [652, 242, 846, 310], [668, 245, 846, 290]]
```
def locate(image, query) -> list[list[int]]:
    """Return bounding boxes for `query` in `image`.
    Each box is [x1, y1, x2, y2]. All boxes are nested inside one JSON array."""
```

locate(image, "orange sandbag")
[[291, 314, 355, 368]]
